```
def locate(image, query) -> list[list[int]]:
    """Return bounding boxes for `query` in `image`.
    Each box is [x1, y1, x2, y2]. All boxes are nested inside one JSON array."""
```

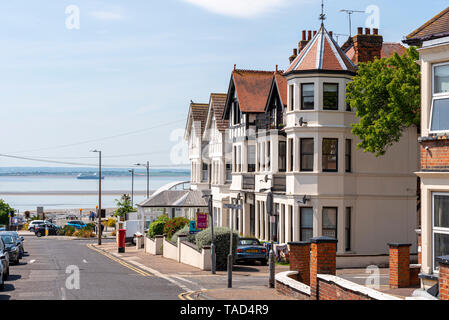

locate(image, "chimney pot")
[[276, 64, 278, 72], [329, 31, 333, 37], [294, 48, 298, 55], [302, 30, 306, 41], [365, 28, 371, 35], [308, 30, 312, 40], [373, 28, 379, 35], [313, 30, 317, 36], [234, 64, 236, 71], [357, 27, 363, 35]]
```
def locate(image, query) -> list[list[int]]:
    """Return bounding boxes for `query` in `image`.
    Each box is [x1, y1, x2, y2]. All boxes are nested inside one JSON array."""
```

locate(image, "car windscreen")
[[239, 239, 261, 246], [1, 235, 14, 245]]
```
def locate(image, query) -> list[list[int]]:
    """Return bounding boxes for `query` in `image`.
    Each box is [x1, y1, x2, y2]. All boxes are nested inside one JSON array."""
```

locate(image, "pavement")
[[91, 242, 295, 300]]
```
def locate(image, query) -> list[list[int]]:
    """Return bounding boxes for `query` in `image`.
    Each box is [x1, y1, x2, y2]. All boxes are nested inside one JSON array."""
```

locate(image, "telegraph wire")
[[7, 118, 186, 154]]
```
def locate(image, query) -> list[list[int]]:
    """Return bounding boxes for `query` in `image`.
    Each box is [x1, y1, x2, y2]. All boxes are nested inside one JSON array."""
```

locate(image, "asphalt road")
[[0, 237, 183, 300]]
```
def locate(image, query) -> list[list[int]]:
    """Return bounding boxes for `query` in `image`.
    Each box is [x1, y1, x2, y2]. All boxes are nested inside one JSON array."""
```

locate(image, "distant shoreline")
[[0, 190, 153, 196]]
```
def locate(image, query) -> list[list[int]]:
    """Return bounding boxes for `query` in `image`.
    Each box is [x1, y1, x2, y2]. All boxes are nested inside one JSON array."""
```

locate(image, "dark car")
[[0, 234, 19, 265], [236, 238, 268, 266], [0, 238, 9, 285], [35, 223, 60, 237], [0, 231, 24, 259]]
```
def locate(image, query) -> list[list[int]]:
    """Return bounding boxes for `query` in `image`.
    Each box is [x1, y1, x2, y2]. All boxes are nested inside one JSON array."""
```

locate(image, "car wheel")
[[36, 231, 42, 237], [14, 258, 19, 265], [0, 277, 4, 291]]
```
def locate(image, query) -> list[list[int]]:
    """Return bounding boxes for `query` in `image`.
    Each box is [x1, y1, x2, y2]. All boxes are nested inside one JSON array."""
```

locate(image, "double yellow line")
[[178, 290, 207, 300], [87, 244, 152, 277]]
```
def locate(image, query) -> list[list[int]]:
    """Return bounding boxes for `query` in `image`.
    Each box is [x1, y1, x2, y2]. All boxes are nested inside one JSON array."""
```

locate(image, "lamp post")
[[135, 161, 150, 199], [224, 193, 242, 288], [128, 169, 135, 207], [91, 149, 102, 246]]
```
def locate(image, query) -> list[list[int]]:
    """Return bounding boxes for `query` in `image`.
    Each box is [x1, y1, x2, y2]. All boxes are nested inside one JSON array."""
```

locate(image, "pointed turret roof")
[[285, 25, 357, 75]]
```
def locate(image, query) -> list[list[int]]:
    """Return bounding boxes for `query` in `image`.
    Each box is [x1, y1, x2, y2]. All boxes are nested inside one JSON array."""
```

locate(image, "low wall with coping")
[[163, 237, 178, 261], [275, 271, 310, 300], [145, 235, 163, 255], [179, 241, 211, 271]]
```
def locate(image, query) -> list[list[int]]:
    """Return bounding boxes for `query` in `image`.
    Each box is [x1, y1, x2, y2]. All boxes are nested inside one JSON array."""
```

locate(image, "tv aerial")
[[340, 9, 365, 38]]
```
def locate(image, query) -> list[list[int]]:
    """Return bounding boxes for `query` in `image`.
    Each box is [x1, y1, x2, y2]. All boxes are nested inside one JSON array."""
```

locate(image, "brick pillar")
[[437, 256, 449, 300], [310, 236, 337, 300], [388, 243, 411, 288], [416, 230, 422, 265], [288, 241, 311, 285]]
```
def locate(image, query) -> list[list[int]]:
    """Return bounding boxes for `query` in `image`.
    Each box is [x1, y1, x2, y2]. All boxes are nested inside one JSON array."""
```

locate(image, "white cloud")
[[181, 0, 294, 18], [89, 11, 124, 21]]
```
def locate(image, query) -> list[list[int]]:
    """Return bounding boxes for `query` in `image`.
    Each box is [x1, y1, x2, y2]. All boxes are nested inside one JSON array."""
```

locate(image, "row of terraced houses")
[[184, 6, 449, 291]]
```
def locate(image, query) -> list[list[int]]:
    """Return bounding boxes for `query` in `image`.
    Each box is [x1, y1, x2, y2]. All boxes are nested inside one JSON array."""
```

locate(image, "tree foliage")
[[346, 47, 421, 156], [114, 194, 136, 218], [0, 199, 14, 225]]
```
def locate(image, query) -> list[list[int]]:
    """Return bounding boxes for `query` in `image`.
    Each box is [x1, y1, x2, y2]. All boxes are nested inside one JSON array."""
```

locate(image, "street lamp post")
[[91, 149, 102, 246], [203, 193, 216, 274], [128, 169, 135, 207], [135, 161, 150, 198]]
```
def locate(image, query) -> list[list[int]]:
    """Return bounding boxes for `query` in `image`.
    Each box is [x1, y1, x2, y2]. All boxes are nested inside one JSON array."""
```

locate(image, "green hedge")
[[196, 227, 239, 271], [172, 225, 196, 244], [164, 217, 190, 240]]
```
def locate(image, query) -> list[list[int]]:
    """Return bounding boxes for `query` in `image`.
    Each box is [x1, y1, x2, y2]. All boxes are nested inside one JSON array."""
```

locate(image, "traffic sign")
[[224, 204, 242, 210]]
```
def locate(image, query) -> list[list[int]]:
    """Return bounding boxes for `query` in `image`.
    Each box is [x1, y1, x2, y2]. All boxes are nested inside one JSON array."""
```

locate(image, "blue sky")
[[0, 0, 446, 167]]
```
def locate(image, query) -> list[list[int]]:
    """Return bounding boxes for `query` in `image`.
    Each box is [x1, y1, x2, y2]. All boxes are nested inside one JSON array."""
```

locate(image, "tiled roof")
[[285, 25, 356, 75], [405, 7, 449, 44], [190, 102, 209, 134], [138, 190, 207, 208], [209, 93, 228, 132], [232, 69, 274, 113], [345, 42, 407, 62], [274, 72, 287, 108]]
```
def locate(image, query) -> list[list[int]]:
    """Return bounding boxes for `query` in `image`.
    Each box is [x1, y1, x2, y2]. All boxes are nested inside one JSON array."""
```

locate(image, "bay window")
[[322, 207, 338, 239], [323, 83, 339, 110], [433, 193, 449, 272], [430, 63, 449, 133], [301, 83, 314, 110]]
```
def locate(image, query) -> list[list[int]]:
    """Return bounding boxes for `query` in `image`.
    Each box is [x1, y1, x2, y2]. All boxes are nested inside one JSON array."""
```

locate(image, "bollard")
[[118, 229, 126, 253]]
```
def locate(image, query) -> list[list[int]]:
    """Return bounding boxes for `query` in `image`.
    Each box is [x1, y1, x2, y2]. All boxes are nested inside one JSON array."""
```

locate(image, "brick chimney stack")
[[352, 27, 383, 64], [289, 48, 298, 63], [297, 30, 310, 55]]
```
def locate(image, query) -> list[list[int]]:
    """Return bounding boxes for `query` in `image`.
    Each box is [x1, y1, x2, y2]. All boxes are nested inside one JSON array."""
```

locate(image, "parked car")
[[0, 257, 4, 290], [0, 234, 19, 265], [236, 238, 268, 266], [35, 223, 60, 237], [28, 220, 45, 231], [65, 221, 87, 230], [0, 231, 24, 259], [0, 238, 10, 282]]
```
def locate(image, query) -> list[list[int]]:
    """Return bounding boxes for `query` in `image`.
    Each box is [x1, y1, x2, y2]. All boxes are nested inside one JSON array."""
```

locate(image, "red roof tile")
[[346, 42, 407, 64], [274, 72, 287, 108], [232, 69, 274, 113], [406, 7, 449, 44], [286, 25, 356, 74], [209, 93, 229, 132], [189, 102, 209, 134]]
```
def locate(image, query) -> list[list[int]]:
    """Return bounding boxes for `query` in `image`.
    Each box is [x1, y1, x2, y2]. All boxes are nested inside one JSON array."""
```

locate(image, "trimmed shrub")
[[61, 226, 76, 236], [196, 227, 239, 271], [85, 223, 96, 231], [147, 220, 166, 239], [157, 214, 170, 223], [164, 217, 190, 240], [172, 225, 196, 244]]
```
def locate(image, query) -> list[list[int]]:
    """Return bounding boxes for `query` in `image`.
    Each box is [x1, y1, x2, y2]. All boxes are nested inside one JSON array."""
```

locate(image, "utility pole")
[[260, 187, 275, 288], [224, 193, 242, 289], [91, 149, 102, 245]]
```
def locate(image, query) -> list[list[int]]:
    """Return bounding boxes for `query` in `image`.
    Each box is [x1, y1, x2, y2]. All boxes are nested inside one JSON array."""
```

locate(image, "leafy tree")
[[114, 194, 136, 218], [346, 47, 421, 156], [0, 199, 14, 225]]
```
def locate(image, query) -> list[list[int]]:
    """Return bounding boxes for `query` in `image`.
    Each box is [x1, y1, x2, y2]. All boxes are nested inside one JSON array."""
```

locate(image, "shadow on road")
[[7, 274, 21, 281], [0, 294, 10, 300], [1, 283, 15, 293]]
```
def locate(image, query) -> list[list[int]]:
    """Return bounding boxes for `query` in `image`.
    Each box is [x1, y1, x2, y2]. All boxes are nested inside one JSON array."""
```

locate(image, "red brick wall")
[[310, 239, 337, 300], [439, 260, 449, 300], [409, 265, 420, 287], [275, 281, 310, 300], [389, 244, 411, 288], [420, 139, 449, 170], [317, 278, 373, 300], [353, 31, 383, 64], [289, 242, 311, 285]]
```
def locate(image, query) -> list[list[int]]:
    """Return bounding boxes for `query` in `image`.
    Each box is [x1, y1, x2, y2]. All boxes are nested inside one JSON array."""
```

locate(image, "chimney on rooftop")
[[352, 27, 383, 64], [313, 30, 317, 37], [308, 30, 312, 40], [289, 48, 298, 63], [297, 30, 310, 56]]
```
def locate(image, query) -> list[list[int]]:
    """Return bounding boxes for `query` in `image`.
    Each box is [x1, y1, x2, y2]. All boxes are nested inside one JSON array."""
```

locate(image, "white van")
[[28, 220, 45, 231]]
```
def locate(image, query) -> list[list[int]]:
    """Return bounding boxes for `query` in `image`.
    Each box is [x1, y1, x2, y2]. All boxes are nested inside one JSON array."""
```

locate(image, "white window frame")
[[429, 62, 449, 134], [432, 192, 449, 273]]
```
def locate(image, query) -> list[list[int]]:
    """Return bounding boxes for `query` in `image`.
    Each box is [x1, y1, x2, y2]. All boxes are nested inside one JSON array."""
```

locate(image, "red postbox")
[[118, 229, 126, 253]]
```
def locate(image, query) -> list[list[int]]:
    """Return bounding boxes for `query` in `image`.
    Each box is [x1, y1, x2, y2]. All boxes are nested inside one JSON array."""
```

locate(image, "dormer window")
[[430, 63, 449, 133], [323, 83, 339, 110]]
